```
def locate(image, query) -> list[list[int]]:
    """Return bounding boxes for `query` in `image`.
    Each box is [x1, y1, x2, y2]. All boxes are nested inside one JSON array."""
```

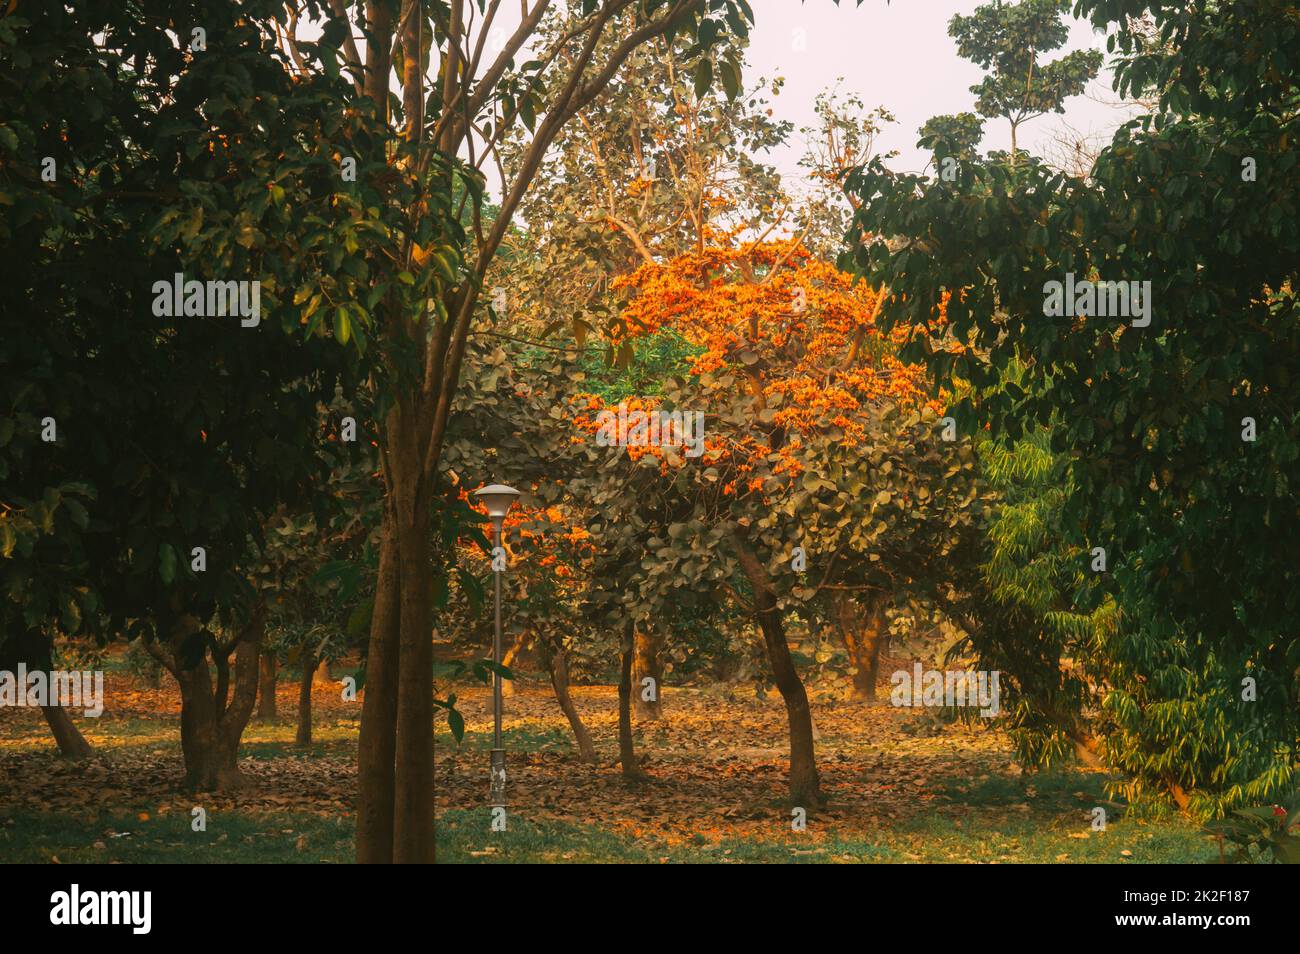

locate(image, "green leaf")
[[693, 59, 713, 99], [447, 707, 465, 743], [158, 542, 178, 585], [719, 58, 741, 101]]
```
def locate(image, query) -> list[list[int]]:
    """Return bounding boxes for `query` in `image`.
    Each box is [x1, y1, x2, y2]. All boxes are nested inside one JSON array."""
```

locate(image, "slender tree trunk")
[[41, 705, 94, 760], [257, 652, 278, 721], [500, 630, 529, 697], [357, 518, 402, 863], [392, 463, 434, 864], [632, 627, 663, 721], [5, 629, 96, 758], [835, 593, 888, 702], [539, 638, 597, 763], [617, 625, 643, 780], [732, 535, 823, 808], [296, 652, 316, 746]]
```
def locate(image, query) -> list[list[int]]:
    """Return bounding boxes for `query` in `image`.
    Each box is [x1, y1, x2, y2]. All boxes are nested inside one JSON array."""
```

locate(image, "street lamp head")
[[473, 483, 521, 520]]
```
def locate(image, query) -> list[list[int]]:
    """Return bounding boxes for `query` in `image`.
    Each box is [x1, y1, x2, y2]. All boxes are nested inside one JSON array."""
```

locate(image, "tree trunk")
[[500, 630, 530, 697], [41, 705, 94, 760], [4, 629, 95, 759], [539, 638, 597, 764], [257, 652, 278, 720], [632, 627, 664, 721], [165, 607, 264, 792], [296, 652, 316, 746], [617, 625, 643, 780], [732, 535, 823, 808], [357, 518, 402, 863], [835, 593, 888, 702], [176, 666, 243, 791], [392, 459, 434, 864]]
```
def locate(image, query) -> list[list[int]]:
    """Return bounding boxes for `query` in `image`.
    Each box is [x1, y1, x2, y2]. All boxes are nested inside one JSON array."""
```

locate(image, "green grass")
[[0, 802, 1218, 864], [933, 766, 1109, 808], [434, 808, 1218, 864], [435, 725, 575, 753], [0, 810, 353, 864]]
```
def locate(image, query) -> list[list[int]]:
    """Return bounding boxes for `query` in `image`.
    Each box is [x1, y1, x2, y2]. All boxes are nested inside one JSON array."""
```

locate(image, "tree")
[[917, 112, 985, 168], [846, 0, 1300, 813], [269, 0, 763, 866], [571, 239, 989, 806], [1, 0, 369, 790], [947, 0, 1101, 164]]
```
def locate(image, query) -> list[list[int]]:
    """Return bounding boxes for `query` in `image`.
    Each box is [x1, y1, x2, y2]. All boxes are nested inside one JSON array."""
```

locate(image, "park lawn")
[[1, 671, 1221, 864], [0, 805, 1214, 864]]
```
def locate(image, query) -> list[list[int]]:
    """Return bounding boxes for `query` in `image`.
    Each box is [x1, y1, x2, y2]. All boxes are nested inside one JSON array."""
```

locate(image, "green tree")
[[947, 0, 1101, 164], [846, 0, 1300, 812], [1, 0, 369, 789]]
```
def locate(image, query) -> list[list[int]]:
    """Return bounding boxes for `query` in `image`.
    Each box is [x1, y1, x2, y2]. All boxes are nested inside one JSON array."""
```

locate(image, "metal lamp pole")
[[473, 484, 519, 808]]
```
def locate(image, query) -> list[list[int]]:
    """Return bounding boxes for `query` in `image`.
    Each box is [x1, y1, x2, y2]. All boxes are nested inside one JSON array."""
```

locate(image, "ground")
[[0, 656, 1218, 863]]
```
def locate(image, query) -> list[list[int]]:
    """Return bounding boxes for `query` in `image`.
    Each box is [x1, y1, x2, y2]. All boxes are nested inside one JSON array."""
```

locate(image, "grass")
[[434, 809, 1218, 864], [435, 724, 575, 753], [0, 810, 353, 864], [0, 797, 1218, 864]]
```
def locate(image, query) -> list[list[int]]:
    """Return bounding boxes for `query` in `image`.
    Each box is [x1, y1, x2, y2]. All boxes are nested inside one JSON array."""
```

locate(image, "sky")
[[741, 0, 1139, 181]]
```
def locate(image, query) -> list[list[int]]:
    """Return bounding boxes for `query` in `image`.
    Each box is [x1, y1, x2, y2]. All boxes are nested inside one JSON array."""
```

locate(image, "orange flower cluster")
[[572, 237, 945, 491], [461, 485, 595, 581]]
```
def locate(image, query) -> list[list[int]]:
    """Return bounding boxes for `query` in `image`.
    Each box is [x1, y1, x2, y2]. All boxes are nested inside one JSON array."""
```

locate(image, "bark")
[[256, 652, 278, 720], [2, 629, 96, 759], [499, 630, 530, 697], [538, 638, 597, 764], [632, 627, 664, 721], [732, 535, 823, 808], [617, 626, 643, 780], [296, 652, 316, 746], [357, 518, 402, 863], [41, 705, 94, 760], [158, 606, 265, 792], [834, 593, 888, 702], [392, 462, 434, 864]]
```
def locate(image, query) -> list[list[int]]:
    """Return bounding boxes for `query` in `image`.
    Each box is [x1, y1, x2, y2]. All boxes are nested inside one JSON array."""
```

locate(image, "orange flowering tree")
[[569, 234, 990, 807]]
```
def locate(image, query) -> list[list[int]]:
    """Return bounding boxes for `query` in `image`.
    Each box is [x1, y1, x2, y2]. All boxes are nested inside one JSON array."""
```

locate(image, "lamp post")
[[473, 483, 519, 809]]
